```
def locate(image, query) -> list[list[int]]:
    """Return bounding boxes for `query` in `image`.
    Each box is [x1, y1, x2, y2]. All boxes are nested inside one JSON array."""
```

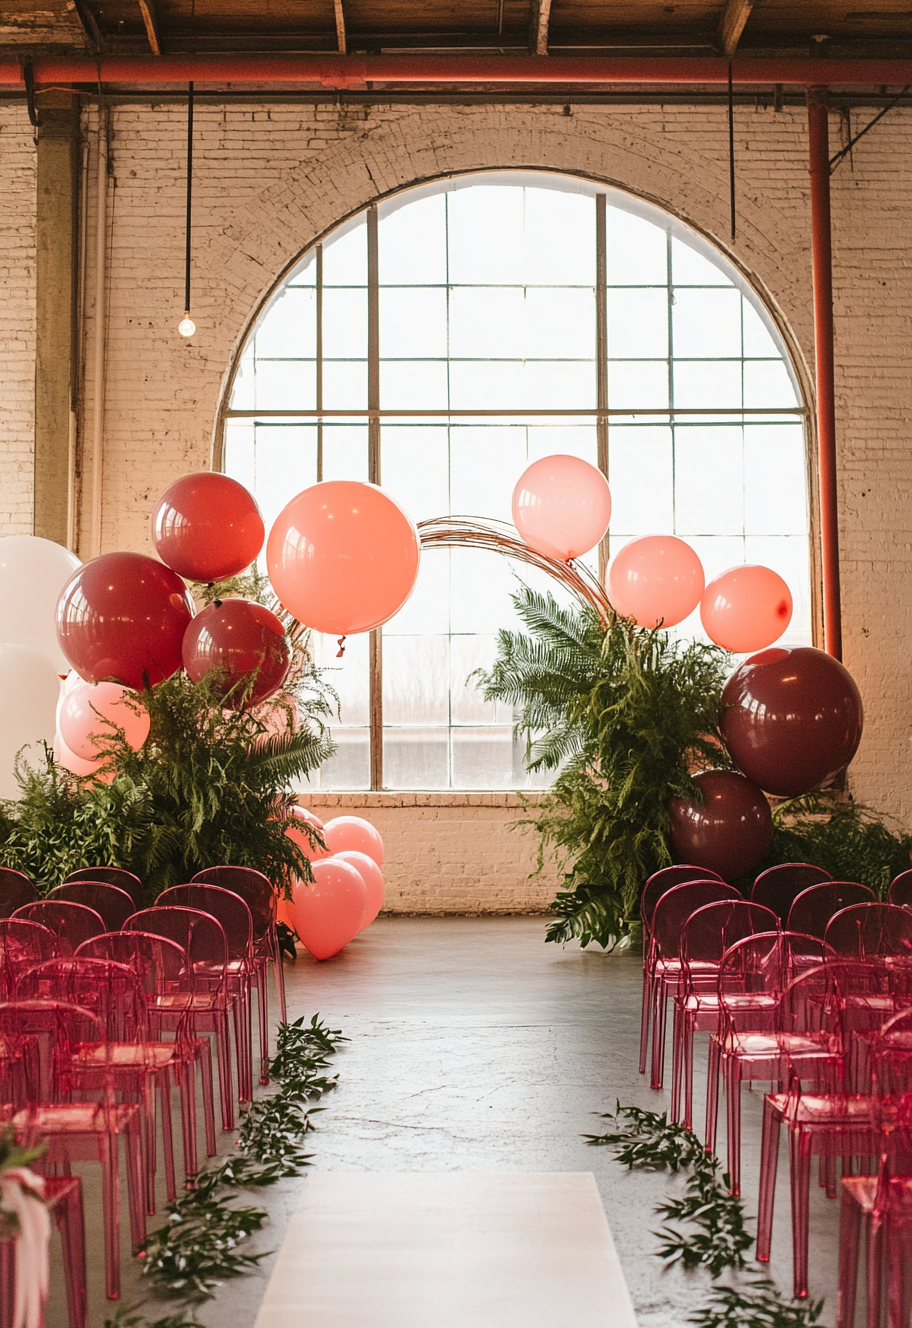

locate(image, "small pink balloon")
[[54, 730, 104, 777], [286, 858, 367, 960], [512, 455, 612, 562], [294, 806, 324, 831], [607, 535, 704, 629], [700, 565, 793, 653], [334, 850, 385, 931], [59, 681, 150, 760], [322, 815, 384, 867], [285, 806, 329, 864]]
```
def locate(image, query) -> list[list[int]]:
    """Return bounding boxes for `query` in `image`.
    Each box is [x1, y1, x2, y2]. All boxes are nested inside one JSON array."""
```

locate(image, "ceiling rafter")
[[138, 0, 162, 54], [718, 0, 755, 56], [529, 0, 552, 55], [70, 0, 104, 50], [334, 0, 347, 55]]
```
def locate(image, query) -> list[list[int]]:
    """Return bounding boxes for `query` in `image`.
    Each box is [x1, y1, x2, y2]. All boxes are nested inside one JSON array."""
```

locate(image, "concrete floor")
[[46, 916, 842, 1327]]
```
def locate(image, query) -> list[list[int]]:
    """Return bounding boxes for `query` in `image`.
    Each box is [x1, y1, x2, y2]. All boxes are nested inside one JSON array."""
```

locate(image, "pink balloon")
[[286, 858, 367, 960], [59, 681, 150, 760], [607, 535, 704, 629], [267, 481, 420, 635], [334, 850, 385, 931], [512, 455, 612, 562], [285, 806, 329, 864], [53, 731, 104, 777], [322, 815, 384, 867], [700, 565, 793, 653], [294, 806, 324, 831]]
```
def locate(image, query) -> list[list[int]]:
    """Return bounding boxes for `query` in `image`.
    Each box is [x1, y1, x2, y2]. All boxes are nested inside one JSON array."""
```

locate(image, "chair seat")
[[15, 1101, 139, 1134], [74, 1043, 175, 1070], [768, 1091, 879, 1126], [725, 1031, 835, 1058]]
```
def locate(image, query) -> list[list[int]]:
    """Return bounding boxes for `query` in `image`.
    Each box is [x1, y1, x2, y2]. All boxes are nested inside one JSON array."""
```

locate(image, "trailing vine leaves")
[[689, 1279, 825, 1328], [476, 587, 732, 948]]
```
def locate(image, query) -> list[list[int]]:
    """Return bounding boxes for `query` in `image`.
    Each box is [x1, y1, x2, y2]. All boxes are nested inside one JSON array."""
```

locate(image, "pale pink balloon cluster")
[[54, 676, 150, 780], [280, 810, 385, 961]]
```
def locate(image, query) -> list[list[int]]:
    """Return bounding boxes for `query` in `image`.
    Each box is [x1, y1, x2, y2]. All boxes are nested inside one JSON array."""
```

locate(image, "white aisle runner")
[[254, 1171, 637, 1328]]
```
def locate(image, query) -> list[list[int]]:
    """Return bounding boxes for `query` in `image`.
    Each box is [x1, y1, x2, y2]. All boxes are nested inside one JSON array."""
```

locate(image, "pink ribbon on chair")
[[0, 1169, 49, 1328]]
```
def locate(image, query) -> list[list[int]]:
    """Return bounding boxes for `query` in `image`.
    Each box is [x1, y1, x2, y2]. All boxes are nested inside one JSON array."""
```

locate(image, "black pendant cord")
[[727, 62, 736, 242], [184, 80, 194, 315]]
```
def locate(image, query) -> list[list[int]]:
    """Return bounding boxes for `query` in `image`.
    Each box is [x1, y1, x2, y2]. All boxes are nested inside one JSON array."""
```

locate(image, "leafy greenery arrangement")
[[766, 793, 912, 898], [477, 587, 732, 950], [587, 1104, 824, 1328]]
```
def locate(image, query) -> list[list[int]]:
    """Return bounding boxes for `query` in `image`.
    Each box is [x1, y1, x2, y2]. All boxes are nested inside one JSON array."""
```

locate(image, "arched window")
[[222, 172, 811, 792]]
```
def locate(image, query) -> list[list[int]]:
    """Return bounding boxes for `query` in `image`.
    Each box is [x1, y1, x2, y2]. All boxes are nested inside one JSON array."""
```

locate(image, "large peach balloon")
[[59, 681, 150, 760], [334, 850, 385, 931], [512, 455, 612, 562], [267, 481, 420, 635], [286, 858, 367, 960], [322, 816, 384, 868], [700, 565, 792, 654], [607, 535, 704, 629]]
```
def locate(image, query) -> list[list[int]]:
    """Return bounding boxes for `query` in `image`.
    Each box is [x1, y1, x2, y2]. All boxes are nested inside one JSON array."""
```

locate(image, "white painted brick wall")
[[0, 105, 36, 534]]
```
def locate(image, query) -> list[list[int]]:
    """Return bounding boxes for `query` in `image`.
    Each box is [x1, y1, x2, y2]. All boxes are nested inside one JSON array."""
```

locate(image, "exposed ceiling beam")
[[138, 0, 162, 55], [718, 0, 755, 57], [529, 0, 552, 55], [334, 0, 347, 55], [71, 0, 104, 50]]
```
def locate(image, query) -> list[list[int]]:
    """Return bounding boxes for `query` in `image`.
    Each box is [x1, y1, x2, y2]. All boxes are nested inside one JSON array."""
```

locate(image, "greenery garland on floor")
[[587, 1105, 824, 1328], [105, 1015, 345, 1328]]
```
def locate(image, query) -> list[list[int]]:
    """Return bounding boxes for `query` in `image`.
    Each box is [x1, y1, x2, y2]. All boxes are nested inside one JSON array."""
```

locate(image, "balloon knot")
[[336, 635, 346, 658]]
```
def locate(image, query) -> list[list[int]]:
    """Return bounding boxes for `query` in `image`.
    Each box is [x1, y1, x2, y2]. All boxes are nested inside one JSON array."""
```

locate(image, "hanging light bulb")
[[177, 81, 196, 339], [178, 312, 196, 338]]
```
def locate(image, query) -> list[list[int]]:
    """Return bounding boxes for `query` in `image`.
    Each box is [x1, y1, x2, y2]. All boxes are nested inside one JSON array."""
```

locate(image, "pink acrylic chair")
[[62, 867, 145, 911], [825, 902, 912, 963], [0, 919, 57, 999], [192, 866, 285, 1082], [646, 879, 742, 1090], [0, 999, 145, 1300], [888, 869, 912, 908], [49, 883, 135, 933], [751, 863, 833, 925], [125, 907, 237, 1130], [786, 882, 876, 941], [0, 870, 36, 919], [670, 900, 779, 1128], [11, 902, 106, 957], [0, 1174, 87, 1328]]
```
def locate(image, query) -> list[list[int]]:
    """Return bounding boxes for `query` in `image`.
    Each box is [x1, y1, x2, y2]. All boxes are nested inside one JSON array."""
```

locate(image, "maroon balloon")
[[669, 769, 772, 882], [151, 472, 265, 582], [181, 598, 290, 708], [56, 552, 194, 689], [721, 646, 864, 797]]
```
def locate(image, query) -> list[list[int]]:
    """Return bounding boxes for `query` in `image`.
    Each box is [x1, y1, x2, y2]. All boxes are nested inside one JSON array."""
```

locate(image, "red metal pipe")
[[1, 53, 912, 89], [807, 92, 842, 661]]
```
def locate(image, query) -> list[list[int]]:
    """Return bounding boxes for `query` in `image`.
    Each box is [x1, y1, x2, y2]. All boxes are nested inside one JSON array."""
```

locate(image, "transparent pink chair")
[[0, 870, 36, 919], [78, 930, 217, 1177], [0, 999, 145, 1300], [0, 919, 57, 998], [751, 863, 833, 925], [49, 883, 135, 933], [638, 866, 724, 1075], [0, 1173, 87, 1328], [11, 902, 106, 956], [647, 880, 742, 1090], [62, 867, 144, 911], [192, 866, 285, 1082], [786, 882, 876, 941], [670, 900, 779, 1128], [825, 902, 912, 963], [888, 869, 912, 908], [125, 907, 237, 1130]]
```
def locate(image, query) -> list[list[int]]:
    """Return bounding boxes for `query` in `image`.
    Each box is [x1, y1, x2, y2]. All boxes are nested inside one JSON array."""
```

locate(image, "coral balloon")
[[334, 850, 385, 931], [669, 769, 772, 881], [56, 552, 194, 689], [0, 536, 81, 673], [607, 536, 704, 629], [53, 731, 106, 779], [512, 455, 612, 562], [700, 565, 792, 653], [182, 598, 290, 708], [0, 645, 60, 801], [151, 472, 265, 582], [285, 858, 367, 960], [59, 682, 150, 760], [721, 647, 864, 797], [295, 807, 324, 831], [266, 481, 420, 635], [285, 806, 329, 864], [322, 815, 384, 868]]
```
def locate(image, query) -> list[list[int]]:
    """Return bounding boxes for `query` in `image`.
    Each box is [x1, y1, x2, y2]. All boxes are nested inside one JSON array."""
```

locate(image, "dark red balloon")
[[151, 472, 265, 582], [56, 553, 194, 689], [669, 769, 772, 881], [721, 646, 864, 797], [181, 598, 290, 707]]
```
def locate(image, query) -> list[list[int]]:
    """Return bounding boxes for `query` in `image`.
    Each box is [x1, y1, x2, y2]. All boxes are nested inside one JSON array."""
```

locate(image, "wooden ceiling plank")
[[717, 0, 755, 54], [334, 0, 347, 53], [138, 0, 162, 54], [530, 0, 553, 53]]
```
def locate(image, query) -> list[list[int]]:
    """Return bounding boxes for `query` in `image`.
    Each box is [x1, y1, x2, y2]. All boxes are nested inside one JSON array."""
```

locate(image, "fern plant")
[[477, 587, 732, 949], [765, 792, 912, 897]]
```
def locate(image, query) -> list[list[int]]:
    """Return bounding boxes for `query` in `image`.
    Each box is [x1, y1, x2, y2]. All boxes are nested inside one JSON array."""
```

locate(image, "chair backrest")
[[124, 906, 228, 976], [11, 901, 106, 956], [15, 958, 145, 1042], [888, 870, 912, 907], [751, 863, 833, 924], [0, 869, 36, 918], [824, 902, 912, 961], [640, 865, 724, 934], [0, 999, 108, 1106], [716, 930, 827, 1022], [191, 866, 275, 940], [77, 929, 190, 991], [155, 885, 252, 961], [681, 900, 779, 969], [62, 866, 145, 910], [651, 880, 742, 960], [786, 881, 876, 940], [0, 919, 58, 998], [49, 882, 135, 932]]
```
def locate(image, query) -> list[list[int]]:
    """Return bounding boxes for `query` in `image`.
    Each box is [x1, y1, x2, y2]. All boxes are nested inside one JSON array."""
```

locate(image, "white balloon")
[[0, 535, 80, 674], [0, 644, 60, 800]]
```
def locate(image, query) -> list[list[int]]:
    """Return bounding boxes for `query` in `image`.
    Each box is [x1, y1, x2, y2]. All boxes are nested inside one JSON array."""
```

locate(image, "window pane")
[[254, 288, 317, 359], [452, 727, 516, 789], [384, 729, 449, 789], [606, 209, 667, 285], [673, 427, 745, 536], [521, 188, 596, 285], [449, 288, 526, 359], [608, 360, 669, 410], [383, 636, 449, 725], [672, 288, 742, 358], [322, 288, 367, 358], [380, 361, 448, 411], [250, 360, 315, 411], [379, 193, 447, 284], [671, 237, 730, 285], [524, 288, 596, 359], [673, 361, 742, 410], [607, 288, 668, 359], [607, 426, 674, 533], [380, 287, 448, 359], [744, 424, 808, 536], [447, 187, 527, 285], [381, 425, 449, 520], [322, 361, 367, 411], [322, 220, 366, 285]]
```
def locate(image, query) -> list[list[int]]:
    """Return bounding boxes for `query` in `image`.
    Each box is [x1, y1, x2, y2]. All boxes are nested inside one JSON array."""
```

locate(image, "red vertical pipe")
[[807, 91, 842, 661]]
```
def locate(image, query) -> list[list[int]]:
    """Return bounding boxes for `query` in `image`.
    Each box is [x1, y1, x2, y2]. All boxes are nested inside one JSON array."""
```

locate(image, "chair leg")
[[789, 1128, 813, 1299], [682, 1011, 696, 1131], [159, 1069, 177, 1205], [866, 1212, 884, 1328], [214, 1013, 235, 1131], [176, 1057, 199, 1182], [198, 1040, 217, 1155], [726, 1062, 743, 1197], [705, 1038, 721, 1156], [98, 1136, 121, 1300], [651, 977, 667, 1091], [639, 969, 653, 1076], [272, 928, 287, 1025], [140, 1078, 158, 1215], [836, 1185, 862, 1328], [123, 1113, 147, 1258], [56, 1183, 88, 1328], [756, 1098, 781, 1264], [257, 960, 270, 1086]]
